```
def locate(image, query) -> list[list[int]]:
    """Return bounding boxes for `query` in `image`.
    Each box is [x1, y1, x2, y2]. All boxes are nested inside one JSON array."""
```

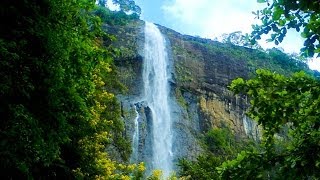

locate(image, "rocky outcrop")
[[157, 24, 254, 137], [107, 20, 255, 162], [105, 20, 309, 168]]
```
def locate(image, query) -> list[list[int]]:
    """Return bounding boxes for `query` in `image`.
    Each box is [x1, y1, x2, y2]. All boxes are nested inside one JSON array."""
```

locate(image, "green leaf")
[[266, 39, 273, 42], [273, 11, 282, 20], [279, 19, 286, 26], [273, 7, 284, 20], [301, 32, 307, 38]]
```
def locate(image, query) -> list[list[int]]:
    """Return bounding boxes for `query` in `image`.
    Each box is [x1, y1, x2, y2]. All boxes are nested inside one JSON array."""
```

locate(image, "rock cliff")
[[105, 20, 310, 169]]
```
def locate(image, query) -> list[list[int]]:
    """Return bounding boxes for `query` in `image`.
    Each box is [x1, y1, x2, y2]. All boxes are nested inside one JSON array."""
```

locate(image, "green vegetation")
[[252, 0, 320, 57], [171, 35, 315, 96], [212, 1, 320, 178], [178, 70, 320, 179], [218, 31, 312, 74], [0, 0, 143, 178], [2, 0, 319, 179], [179, 155, 222, 180], [203, 40, 312, 76], [98, 0, 141, 16], [175, 88, 188, 109], [178, 127, 256, 179], [218, 31, 262, 50], [219, 70, 320, 179], [94, 5, 140, 26]]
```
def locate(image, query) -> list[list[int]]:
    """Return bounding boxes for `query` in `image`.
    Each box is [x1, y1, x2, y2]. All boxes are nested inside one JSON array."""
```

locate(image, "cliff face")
[[160, 26, 249, 133], [107, 21, 206, 169], [105, 20, 305, 166]]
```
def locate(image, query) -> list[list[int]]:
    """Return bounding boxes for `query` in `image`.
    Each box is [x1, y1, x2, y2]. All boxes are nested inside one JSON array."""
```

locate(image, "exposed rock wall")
[[106, 20, 261, 166], [158, 25, 254, 137]]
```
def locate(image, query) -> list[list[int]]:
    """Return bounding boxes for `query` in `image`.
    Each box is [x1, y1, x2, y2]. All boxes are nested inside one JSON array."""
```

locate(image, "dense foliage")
[[178, 127, 256, 179], [96, 0, 140, 26], [216, 31, 315, 75], [94, 6, 139, 26], [178, 70, 320, 179], [266, 47, 310, 73], [218, 70, 320, 179], [2, 0, 319, 179], [218, 1, 320, 177], [98, 0, 141, 16], [0, 0, 143, 178], [252, 0, 320, 57]]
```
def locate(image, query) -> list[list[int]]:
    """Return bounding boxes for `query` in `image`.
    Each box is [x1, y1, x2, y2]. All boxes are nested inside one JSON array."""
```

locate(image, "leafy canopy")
[[252, 0, 320, 57], [0, 0, 143, 178], [219, 70, 320, 179], [98, 0, 141, 16], [178, 127, 256, 179]]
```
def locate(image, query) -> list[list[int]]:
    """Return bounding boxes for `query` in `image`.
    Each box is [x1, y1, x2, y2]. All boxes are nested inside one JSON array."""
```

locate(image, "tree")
[[219, 31, 262, 50], [267, 47, 310, 71], [251, 0, 320, 57], [0, 0, 142, 178], [219, 69, 320, 179], [98, 0, 141, 15], [178, 127, 257, 179], [217, 1, 320, 178], [179, 155, 222, 180], [220, 31, 245, 45], [94, 4, 139, 26]]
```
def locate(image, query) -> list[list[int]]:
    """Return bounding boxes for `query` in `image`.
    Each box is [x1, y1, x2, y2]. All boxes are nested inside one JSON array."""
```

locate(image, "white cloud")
[[308, 58, 320, 71], [162, 0, 262, 37], [201, 9, 257, 38], [162, 0, 210, 24], [106, 0, 120, 11]]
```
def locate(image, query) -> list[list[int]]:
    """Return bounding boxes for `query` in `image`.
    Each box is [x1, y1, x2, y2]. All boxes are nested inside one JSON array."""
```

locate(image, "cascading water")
[[243, 116, 260, 141], [142, 22, 173, 176], [131, 105, 140, 163]]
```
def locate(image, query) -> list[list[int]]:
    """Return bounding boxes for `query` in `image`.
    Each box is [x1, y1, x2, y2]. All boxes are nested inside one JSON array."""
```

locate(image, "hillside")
[[105, 19, 316, 174]]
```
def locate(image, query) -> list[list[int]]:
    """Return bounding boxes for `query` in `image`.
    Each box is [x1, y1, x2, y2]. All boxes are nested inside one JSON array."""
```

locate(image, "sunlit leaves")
[[0, 0, 137, 178], [222, 69, 320, 178], [272, 7, 283, 20]]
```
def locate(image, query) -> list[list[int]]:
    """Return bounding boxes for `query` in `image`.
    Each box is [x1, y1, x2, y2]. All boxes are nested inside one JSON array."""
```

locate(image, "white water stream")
[[142, 22, 173, 176], [131, 105, 140, 163]]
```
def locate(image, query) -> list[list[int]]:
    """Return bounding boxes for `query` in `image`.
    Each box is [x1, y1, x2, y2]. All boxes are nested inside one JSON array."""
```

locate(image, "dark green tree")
[[0, 0, 142, 178]]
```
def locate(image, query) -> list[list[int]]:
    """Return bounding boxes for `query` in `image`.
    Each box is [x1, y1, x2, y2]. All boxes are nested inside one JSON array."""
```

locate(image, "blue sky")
[[132, 0, 320, 70]]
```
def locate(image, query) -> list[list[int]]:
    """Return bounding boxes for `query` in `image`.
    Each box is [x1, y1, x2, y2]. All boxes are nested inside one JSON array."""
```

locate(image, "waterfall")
[[131, 105, 140, 163], [243, 116, 260, 140], [143, 22, 173, 177]]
